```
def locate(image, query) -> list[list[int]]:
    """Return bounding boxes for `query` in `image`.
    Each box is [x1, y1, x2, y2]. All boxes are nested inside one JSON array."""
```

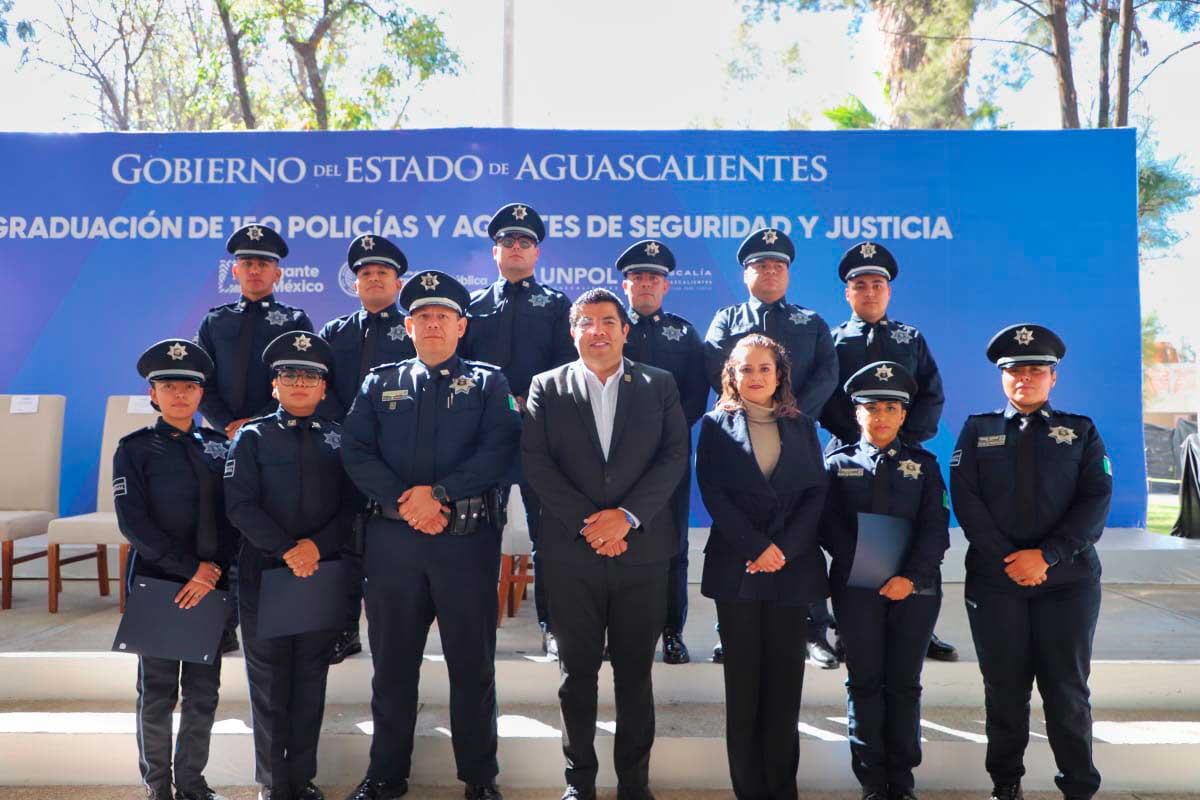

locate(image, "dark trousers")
[[513, 480, 550, 628], [966, 578, 1102, 799], [832, 587, 940, 793], [364, 518, 501, 785], [135, 653, 222, 794], [806, 599, 836, 640], [715, 600, 807, 800], [664, 458, 692, 634], [240, 576, 336, 800], [542, 557, 668, 792], [343, 550, 365, 631]]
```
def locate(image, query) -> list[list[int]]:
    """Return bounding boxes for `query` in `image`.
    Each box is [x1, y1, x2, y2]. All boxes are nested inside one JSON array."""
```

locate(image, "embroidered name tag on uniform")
[[223, 460, 236, 479], [381, 389, 408, 402], [977, 435, 1006, 447], [837, 467, 865, 478]]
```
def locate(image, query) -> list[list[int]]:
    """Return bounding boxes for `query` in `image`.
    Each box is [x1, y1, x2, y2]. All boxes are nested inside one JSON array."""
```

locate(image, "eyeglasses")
[[276, 369, 324, 387], [497, 236, 536, 250]]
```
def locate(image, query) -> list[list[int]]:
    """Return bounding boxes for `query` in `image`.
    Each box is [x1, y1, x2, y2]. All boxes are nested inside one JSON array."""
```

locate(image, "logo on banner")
[[338, 262, 358, 298], [218, 258, 326, 295]]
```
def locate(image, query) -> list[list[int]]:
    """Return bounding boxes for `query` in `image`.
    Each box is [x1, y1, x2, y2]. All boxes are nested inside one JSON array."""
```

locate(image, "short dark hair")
[[570, 288, 631, 329]]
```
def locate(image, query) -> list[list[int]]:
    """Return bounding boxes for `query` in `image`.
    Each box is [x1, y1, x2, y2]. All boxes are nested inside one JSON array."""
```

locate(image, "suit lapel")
[[607, 358, 635, 458], [567, 363, 606, 461], [768, 417, 794, 492]]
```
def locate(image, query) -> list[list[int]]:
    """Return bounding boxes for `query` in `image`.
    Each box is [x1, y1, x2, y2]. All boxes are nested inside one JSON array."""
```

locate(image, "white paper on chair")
[[127, 395, 156, 414], [9, 395, 39, 414]]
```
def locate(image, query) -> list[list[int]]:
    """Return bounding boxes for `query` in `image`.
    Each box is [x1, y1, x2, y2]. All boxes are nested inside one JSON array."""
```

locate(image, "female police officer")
[[113, 339, 237, 800], [951, 324, 1111, 800], [821, 361, 949, 800]]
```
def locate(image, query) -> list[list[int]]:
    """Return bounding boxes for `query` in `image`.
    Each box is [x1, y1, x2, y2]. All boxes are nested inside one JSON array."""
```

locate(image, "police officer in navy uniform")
[[820, 242, 956, 663], [704, 227, 839, 665], [341, 271, 521, 800], [461, 202, 575, 657], [224, 331, 354, 800], [198, 224, 313, 653], [950, 324, 1111, 800], [197, 224, 314, 439], [821, 361, 950, 800], [617, 239, 708, 665], [114, 339, 236, 800], [318, 234, 416, 665]]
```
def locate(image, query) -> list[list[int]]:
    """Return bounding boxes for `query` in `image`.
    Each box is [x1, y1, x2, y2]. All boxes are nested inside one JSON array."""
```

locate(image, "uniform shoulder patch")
[[111, 476, 127, 498], [949, 449, 963, 467], [1102, 455, 1112, 476]]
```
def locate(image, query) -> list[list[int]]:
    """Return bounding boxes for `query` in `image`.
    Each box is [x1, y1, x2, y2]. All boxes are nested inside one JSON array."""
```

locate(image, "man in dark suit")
[[522, 288, 689, 800]]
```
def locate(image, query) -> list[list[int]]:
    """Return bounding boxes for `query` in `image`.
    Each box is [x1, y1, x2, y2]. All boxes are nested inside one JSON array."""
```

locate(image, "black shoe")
[[862, 792, 887, 800], [176, 783, 228, 800], [221, 628, 239, 654], [561, 786, 596, 800], [807, 635, 839, 669], [926, 632, 959, 661], [543, 630, 559, 660], [662, 629, 690, 664], [888, 789, 918, 800], [344, 777, 409, 800], [989, 785, 1023, 800], [712, 642, 724, 663], [330, 629, 363, 665], [464, 784, 502, 800], [616, 788, 655, 800], [298, 783, 325, 800], [146, 786, 174, 800]]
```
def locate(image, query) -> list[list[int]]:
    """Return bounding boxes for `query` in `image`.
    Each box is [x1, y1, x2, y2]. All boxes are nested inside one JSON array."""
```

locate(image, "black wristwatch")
[[431, 485, 448, 502]]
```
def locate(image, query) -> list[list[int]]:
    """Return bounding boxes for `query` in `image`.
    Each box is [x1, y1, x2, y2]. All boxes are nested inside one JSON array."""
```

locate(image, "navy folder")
[[112, 576, 230, 664], [848, 512, 915, 590], [257, 559, 351, 639]]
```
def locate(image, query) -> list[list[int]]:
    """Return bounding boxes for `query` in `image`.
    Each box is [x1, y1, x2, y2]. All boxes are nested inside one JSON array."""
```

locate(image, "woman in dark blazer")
[[820, 361, 949, 800], [697, 333, 829, 800]]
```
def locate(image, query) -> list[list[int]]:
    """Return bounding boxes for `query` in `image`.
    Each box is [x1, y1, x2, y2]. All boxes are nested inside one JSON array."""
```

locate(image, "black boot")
[[661, 629, 690, 664], [330, 628, 363, 665], [926, 632, 958, 661]]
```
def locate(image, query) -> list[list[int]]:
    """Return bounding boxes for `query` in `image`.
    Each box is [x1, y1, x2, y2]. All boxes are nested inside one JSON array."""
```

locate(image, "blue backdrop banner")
[[0, 128, 1144, 526]]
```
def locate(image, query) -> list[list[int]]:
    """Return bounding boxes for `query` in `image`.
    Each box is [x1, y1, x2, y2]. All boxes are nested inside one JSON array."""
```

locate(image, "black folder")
[[848, 512, 915, 590], [112, 576, 230, 664], [257, 559, 351, 639]]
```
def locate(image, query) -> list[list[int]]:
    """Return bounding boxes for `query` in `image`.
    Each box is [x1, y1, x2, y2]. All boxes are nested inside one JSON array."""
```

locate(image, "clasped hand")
[[1004, 548, 1049, 587], [283, 538, 320, 578], [581, 509, 631, 557], [399, 486, 450, 535], [174, 561, 221, 608], [746, 543, 786, 574]]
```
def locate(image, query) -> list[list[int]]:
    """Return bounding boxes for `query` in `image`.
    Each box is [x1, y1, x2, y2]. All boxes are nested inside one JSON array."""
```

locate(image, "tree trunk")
[[1114, 0, 1134, 126], [1049, 0, 1081, 128], [215, 0, 256, 129], [874, 0, 972, 129], [1097, 0, 1113, 127], [291, 39, 328, 130]]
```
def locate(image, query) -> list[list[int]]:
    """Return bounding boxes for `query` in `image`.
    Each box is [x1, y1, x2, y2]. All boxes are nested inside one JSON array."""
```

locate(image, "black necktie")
[[229, 302, 259, 416], [639, 316, 657, 363], [865, 322, 884, 363], [494, 282, 520, 368], [1016, 414, 1039, 535], [297, 419, 323, 526], [359, 312, 381, 386], [763, 302, 784, 341], [871, 450, 891, 515], [183, 438, 219, 561], [412, 369, 443, 486]]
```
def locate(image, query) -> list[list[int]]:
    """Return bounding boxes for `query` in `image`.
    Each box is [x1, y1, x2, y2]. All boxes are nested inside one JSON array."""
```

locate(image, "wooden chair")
[[496, 488, 536, 626], [45, 396, 157, 612], [0, 395, 65, 609]]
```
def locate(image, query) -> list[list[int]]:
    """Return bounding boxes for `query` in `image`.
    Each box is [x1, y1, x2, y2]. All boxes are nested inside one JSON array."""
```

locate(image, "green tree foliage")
[[23, 0, 460, 130]]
